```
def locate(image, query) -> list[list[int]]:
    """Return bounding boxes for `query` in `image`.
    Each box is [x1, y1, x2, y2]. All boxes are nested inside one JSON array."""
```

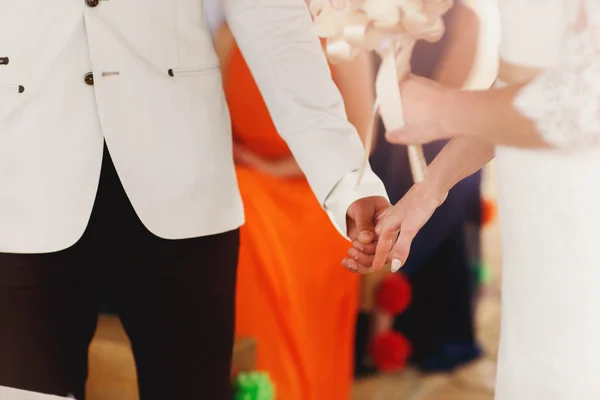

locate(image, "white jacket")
[[0, 0, 387, 253]]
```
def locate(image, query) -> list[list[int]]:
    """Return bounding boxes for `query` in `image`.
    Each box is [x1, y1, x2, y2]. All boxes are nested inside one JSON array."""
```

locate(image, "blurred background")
[[85, 0, 503, 399]]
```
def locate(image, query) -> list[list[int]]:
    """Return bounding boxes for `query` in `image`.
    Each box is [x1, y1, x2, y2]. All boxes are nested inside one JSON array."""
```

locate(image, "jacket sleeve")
[[223, 0, 388, 237]]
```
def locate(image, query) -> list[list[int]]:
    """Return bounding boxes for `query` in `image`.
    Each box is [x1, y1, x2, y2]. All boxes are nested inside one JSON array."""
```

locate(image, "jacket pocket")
[[0, 84, 24, 95], [167, 66, 220, 77]]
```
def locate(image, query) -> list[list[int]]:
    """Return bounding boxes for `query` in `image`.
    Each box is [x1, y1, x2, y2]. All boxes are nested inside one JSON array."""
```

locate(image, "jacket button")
[[84, 72, 94, 86], [85, 0, 99, 7]]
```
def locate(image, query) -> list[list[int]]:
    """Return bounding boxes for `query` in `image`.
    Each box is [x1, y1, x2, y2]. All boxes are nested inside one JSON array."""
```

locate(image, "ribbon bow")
[[309, 0, 453, 184]]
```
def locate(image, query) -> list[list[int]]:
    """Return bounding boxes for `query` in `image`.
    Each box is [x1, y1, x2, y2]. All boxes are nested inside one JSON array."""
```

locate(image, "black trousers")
[[0, 145, 240, 399]]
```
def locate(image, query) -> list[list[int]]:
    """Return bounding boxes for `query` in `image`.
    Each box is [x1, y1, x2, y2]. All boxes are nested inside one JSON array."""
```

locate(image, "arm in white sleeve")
[[513, 0, 600, 150], [223, 0, 388, 237]]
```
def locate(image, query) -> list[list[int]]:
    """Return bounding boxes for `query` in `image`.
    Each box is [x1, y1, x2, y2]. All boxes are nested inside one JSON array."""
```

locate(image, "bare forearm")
[[433, 1, 479, 88], [275, 156, 303, 177], [443, 85, 550, 148], [332, 51, 376, 146], [427, 137, 495, 195]]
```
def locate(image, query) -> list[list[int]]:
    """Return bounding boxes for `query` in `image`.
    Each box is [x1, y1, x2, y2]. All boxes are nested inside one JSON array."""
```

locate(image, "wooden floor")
[[352, 164, 502, 400]]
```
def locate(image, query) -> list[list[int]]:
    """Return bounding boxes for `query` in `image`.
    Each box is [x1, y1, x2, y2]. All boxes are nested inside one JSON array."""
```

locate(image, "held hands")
[[342, 196, 391, 274], [373, 181, 447, 272], [345, 181, 447, 274]]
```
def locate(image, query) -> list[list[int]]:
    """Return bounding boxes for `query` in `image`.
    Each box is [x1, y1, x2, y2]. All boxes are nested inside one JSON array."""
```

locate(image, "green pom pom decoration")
[[233, 371, 276, 400], [470, 261, 493, 286], [475, 262, 493, 284]]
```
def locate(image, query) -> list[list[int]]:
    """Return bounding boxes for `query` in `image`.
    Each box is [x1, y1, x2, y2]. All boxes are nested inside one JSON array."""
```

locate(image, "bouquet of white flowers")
[[308, 0, 453, 183]]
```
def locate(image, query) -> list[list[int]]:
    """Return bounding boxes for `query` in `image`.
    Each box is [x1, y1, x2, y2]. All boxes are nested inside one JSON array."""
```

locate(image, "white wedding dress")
[[495, 0, 600, 398]]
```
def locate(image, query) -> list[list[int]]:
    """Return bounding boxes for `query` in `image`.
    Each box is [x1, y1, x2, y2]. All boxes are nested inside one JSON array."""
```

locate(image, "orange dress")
[[224, 46, 360, 400]]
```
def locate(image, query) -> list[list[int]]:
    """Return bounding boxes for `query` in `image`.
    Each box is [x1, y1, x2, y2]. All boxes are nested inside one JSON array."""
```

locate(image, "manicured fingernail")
[[342, 259, 357, 271], [391, 258, 402, 272], [352, 242, 364, 251]]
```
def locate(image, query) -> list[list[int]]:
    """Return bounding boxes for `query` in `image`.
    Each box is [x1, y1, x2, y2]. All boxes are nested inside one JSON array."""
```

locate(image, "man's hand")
[[371, 181, 447, 272], [342, 196, 391, 274]]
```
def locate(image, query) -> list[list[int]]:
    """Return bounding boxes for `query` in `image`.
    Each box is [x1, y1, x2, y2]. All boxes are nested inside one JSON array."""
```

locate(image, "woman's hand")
[[389, 74, 556, 149], [233, 143, 303, 178], [371, 179, 448, 272], [384, 75, 457, 146]]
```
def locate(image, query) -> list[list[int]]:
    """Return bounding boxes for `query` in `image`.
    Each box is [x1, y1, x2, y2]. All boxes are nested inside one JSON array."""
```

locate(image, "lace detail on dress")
[[513, 0, 600, 149]]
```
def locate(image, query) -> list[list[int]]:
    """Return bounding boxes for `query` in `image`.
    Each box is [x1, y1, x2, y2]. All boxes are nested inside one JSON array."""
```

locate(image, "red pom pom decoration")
[[370, 331, 412, 372], [375, 273, 412, 315]]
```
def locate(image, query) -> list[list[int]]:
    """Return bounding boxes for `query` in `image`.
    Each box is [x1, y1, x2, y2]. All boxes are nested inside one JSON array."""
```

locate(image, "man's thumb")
[[353, 206, 375, 244]]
